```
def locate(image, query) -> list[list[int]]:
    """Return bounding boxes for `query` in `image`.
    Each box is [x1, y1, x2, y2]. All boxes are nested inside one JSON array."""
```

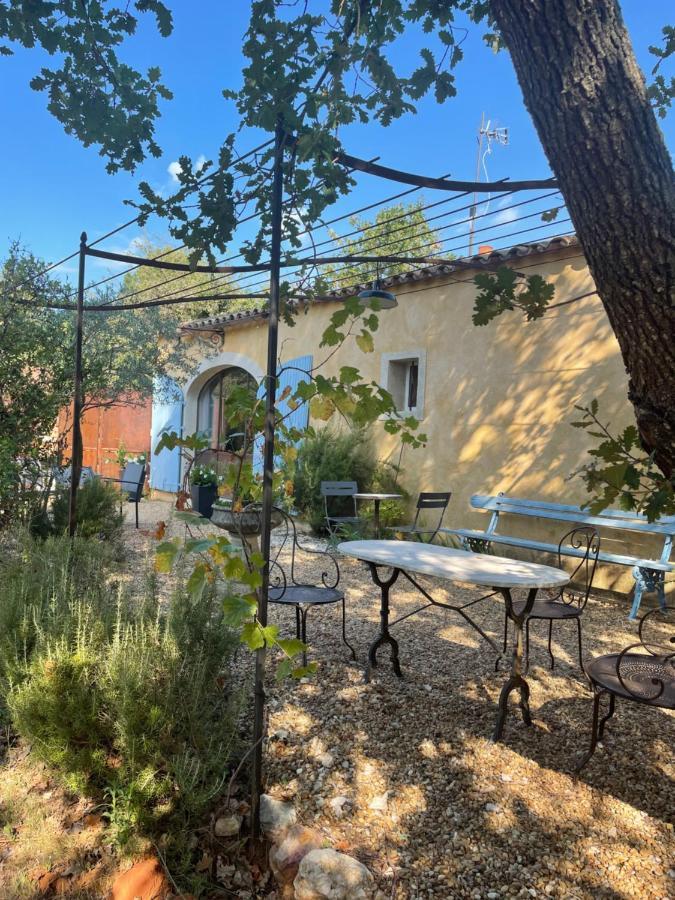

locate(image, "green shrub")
[[51, 477, 124, 540], [371, 459, 409, 529], [293, 427, 376, 532], [0, 531, 120, 702], [292, 427, 409, 533], [0, 530, 239, 862]]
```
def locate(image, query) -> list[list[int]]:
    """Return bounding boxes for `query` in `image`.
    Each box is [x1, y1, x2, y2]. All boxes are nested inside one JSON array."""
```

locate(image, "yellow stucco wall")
[[177, 244, 671, 598]]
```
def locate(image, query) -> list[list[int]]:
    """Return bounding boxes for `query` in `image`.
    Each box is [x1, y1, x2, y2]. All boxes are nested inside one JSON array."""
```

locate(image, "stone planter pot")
[[191, 483, 218, 519], [211, 504, 283, 536]]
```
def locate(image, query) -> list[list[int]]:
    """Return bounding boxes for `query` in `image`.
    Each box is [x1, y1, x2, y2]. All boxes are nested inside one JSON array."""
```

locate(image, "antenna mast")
[[468, 113, 509, 255]]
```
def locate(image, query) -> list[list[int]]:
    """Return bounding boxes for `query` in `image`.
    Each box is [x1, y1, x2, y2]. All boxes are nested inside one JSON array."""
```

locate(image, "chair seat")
[[512, 599, 581, 619], [269, 585, 343, 606], [328, 516, 360, 525], [585, 653, 675, 708]]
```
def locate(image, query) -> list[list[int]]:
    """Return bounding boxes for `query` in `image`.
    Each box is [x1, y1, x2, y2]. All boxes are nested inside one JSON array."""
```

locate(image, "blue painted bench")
[[441, 494, 674, 620]]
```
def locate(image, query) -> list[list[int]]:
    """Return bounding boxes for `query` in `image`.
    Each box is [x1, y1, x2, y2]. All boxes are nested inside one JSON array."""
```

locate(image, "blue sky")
[[0, 2, 672, 285]]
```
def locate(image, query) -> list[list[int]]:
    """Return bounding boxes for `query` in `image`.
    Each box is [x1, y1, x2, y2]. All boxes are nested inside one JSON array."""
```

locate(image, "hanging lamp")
[[357, 264, 398, 309]]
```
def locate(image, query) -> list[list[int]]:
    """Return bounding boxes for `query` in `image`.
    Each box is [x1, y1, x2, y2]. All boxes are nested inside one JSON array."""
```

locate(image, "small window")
[[407, 360, 418, 411], [381, 351, 426, 418]]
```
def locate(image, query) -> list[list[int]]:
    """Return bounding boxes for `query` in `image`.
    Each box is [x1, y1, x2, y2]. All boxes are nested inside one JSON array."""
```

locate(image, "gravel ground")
[[126, 499, 675, 900]]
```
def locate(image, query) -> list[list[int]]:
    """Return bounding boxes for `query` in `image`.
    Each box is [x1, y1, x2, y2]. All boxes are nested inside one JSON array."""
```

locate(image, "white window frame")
[[380, 350, 426, 420]]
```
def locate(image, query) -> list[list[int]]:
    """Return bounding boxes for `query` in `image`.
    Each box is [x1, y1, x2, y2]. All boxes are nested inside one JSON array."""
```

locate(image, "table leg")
[[373, 499, 381, 539], [493, 587, 538, 742], [365, 563, 402, 683]]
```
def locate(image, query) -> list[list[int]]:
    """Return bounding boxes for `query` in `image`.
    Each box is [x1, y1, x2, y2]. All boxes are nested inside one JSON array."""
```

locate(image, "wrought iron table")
[[353, 492, 402, 538], [338, 540, 569, 741]]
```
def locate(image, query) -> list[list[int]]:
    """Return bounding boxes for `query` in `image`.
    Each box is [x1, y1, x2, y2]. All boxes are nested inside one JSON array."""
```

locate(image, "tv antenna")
[[468, 112, 509, 255]]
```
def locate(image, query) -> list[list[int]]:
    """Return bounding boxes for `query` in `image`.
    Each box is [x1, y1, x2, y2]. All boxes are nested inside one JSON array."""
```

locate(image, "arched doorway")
[[196, 366, 258, 453]]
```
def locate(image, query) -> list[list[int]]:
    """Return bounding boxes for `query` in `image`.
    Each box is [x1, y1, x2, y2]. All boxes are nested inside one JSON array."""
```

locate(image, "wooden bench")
[[440, 494, 674, 620]]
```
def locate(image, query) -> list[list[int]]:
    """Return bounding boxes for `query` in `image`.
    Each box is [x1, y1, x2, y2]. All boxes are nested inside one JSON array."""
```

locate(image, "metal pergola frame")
[[64, 120, 558, 836]]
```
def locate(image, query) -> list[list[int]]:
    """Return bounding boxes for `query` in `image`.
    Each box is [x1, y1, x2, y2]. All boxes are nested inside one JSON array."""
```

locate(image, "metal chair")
[[576, 606, 674, 770], [320, 480, 360, 536], [387, 491, 451, 542], [502, 526, 600, 673], [102, 462, 146, 529], [265, 507, 356, 666]]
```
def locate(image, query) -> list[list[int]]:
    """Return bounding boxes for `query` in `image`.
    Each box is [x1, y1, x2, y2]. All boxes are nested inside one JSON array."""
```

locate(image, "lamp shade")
[[357, 286, 398, 309]]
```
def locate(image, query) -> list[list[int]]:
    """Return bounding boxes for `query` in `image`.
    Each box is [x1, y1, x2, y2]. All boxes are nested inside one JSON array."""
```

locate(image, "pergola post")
[[68, 231, 87, 537], [251, 119, 285, 839]]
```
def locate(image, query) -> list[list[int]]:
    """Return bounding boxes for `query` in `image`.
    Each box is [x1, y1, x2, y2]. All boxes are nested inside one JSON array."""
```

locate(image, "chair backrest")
[[320, 481, 357, 498], [249, 506, 341, 600], [413, 491, 452, 532], [320, 480, 358, 527], [614, 606, 674, 708], [556, 526, 600, 608], [120, 462, 146, 501]]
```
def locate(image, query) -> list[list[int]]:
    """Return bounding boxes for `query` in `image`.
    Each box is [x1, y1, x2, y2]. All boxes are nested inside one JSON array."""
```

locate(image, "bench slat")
[[471, 494, 675, 536], [441, 529, 674, 572]]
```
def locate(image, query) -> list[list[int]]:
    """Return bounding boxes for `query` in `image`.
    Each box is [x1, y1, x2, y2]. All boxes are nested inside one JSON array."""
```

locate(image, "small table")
[[338, 540, 569, 741], [353, 492, 402, 538]]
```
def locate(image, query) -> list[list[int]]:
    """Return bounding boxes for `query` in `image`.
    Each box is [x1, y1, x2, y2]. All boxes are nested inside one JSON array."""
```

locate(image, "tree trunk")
[[490, 0, 675, 477]]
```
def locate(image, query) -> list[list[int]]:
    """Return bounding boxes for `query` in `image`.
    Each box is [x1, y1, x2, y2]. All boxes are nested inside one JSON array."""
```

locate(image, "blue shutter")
[[150, 377, 184, 492], [252, 355, 312, 475]]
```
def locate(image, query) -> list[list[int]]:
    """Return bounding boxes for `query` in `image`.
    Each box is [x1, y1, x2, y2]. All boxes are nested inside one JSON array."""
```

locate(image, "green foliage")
[[472, 267, 556, 326], [292, 427, 376, 532], [81, 281, 196, 412], [0, 1, 174, 173], [370, 459, 409, 530], [648, 25, 675, 118], [318, 200, 443, 287], [0, 246, 73, 524], [0, 243, 197, 528], [570, 401, 674, 521], [117, 240, 258, 321], [51, 477, 124, 540], [0, 531, 120, 706], [0, 530, 238, 859], [130, 1, 491, 265], [155, 530, 316, 681]]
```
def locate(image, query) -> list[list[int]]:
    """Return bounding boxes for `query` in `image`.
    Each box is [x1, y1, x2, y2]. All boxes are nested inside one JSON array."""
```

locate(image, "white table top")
[[338, 540, 569, 590], [354, 492, 402, 501]]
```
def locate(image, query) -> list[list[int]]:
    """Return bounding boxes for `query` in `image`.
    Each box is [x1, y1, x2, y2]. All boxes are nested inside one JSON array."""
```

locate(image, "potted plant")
[[210, 461, 288, 535], [190, 464, 220, 518]]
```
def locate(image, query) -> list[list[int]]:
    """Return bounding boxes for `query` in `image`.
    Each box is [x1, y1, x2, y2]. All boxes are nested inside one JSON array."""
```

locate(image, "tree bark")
[[490, 0, 675, 476]]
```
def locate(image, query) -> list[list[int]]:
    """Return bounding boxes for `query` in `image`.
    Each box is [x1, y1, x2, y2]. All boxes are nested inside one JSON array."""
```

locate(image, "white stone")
[[259, 794, 297, 841], [368, 792, 389, 812], [317, 752, 335, 768], [214, 814, 242, 837], [294, 849, 375, 900], [485, 802, 501, 813], [269, 825, 322, 886]]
